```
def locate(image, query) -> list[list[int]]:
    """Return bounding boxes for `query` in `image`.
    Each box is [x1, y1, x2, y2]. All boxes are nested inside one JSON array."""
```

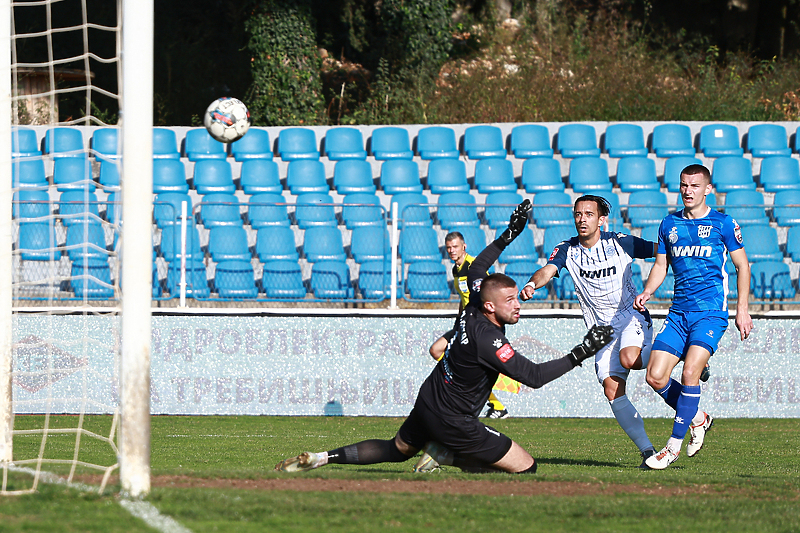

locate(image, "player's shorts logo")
[[698, 225, 712, 238], [495, 343, 515, 362], [668, 226, 678, 244]]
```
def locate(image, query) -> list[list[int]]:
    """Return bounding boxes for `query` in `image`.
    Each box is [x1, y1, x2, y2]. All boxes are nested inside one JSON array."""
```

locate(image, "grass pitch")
[[1, 415, 799, 532]]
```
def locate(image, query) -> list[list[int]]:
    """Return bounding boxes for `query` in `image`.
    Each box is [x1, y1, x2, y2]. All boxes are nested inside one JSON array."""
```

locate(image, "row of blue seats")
[[15, 123, 800, 163], [13, 150, 800, 197]]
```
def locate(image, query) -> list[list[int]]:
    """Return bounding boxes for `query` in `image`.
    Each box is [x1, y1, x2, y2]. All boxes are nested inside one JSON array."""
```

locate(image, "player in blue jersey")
[[520, 195, 657, 467], [634, 164, 753, 470]]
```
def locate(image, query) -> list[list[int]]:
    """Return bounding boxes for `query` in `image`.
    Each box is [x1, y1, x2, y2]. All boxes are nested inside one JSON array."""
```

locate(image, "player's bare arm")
[[730, 247, 753, 340], [634, 252, 668, 311], [519, 264, 558, 301]]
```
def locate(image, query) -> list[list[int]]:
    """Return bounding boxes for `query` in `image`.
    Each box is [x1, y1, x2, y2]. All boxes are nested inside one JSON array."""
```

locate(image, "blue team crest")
[[668, 226, 679, 244]]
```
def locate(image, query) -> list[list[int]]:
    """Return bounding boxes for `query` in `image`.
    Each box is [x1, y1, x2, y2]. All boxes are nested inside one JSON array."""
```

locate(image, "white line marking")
[[119, 499, 194, 533]]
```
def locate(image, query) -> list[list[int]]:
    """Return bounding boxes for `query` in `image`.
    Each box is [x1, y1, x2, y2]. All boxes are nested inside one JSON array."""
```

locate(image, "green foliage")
[[245, 0, 325, 126]]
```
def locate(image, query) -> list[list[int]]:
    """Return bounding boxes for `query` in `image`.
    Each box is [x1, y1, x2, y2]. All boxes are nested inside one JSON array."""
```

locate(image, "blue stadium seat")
[[510, 124, 553, 158], [630, 262, 644, 294], [723, 190, 769, 226], [230, 129, 272, 161], [457, 226, 486, 253], [53, 156, 95, 192], [104, 192, 121, 225], [256, 226, 298, 262], [463, 125, 507, 159], [358, 260, 393, 300], [473, 159, 517, 193], [504, 261, 548, 300], [311, 260, 354, 299], [787, 226, 800, 261], [699, 124, 743, 157], [495, 226, 537, 263], [278, 128, 319, 160], [627, 190, 669, 227], [380, 159, 422, 195], [711, 157, 755, 192], [183, 128, 227, 161], [773, 190, 800, 226], [639, 224, 660, 261], [653, 272, 675, 300], [593, 190, 624, 231], [341, 193, 384, 229], [651, 124, 695, 158], [400, 226, 441, 263], [751, 261, 796, 299], [65, 221, 107, 261], [417, 126, 459, 159], [554, 271, 578, 300], [261, 260, 307, 299], [59, 190, 100, 226], [13, 190, 50, 220], [391, 192, 432, 227], [325, 128, 367, 160], [350, 226, 390, 263], [532, 191, 573, 227], [12, 127, 40, 158], [208, 226, 251, 262], [568, 157, 612, 192], [747, 124, 791, 158], [153, 128, 181, 160], [90, 128, 119, 162], [248, 193, 290, 228], [405, 261, 451, 301], [557, 124, 600, 158], [615, 157, 659, 192], [303, 226, 346, 262], [520, 157, 564, 193], [239, 159, 282, 195], [795, 126, 800, 153], [70, 257, 114, 299], [369, 127, 413, 160], [662, 156, 702, 192], [295, 193, 337, 229], [199, 193, 242, 228], [214, 260, 258, 299], [543, 226, 575, 257], [436, 192, 480, 229], [12, 158, 47, 189], [333, 160, 376, 195], [604, 124, 648, 157], [18, 222, 58, 261], [166, 259, 210, 298], [759, 156, 800, 192], [44, 127, 84, 158], [485, 192, 524, 229], [154, 192, 193, 228], [98, 160, 120, 190], [193, 159, 235, 194], [427, 159, 470, 194], [740, 225, 782, 262], [725, 259, 738, 300], [286, 159, 329, 195], [153, 159, 189, 193], [706, 192, 718, 208], [159, 224, 203, 262]]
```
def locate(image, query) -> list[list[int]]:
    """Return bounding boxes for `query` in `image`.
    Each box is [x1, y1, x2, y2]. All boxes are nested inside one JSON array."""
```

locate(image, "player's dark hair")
[[680, 164, 711, 182], [480, 273, 517, 303], [574, 195, 610, 217], [444, 231, 464, 243]]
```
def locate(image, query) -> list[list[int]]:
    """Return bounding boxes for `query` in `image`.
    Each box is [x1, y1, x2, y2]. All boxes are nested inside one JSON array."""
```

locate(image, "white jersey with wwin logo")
[[546, 231, 655, 329]]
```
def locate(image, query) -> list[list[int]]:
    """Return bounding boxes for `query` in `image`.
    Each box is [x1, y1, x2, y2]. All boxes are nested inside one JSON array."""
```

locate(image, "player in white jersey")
[[520, 195, 657, 467]]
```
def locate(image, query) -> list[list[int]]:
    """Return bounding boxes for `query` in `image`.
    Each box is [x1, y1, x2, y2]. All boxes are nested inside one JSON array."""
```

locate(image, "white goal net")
[[1, 0, 153, 496]]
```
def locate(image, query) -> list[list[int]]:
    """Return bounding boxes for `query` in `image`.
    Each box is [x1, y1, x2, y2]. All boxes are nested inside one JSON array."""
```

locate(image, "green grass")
[[1, 416, 799, 532]]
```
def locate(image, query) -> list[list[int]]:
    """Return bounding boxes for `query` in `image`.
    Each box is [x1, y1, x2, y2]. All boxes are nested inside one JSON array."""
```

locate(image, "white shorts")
[[594, 311, 653, 384]]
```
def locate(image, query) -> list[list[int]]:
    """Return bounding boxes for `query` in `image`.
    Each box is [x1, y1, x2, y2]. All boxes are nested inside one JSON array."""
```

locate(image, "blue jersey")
[[657, 208, 743, 313]]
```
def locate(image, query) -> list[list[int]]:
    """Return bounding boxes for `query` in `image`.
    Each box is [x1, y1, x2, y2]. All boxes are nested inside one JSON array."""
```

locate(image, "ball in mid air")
[[203, 97, 251, 143]]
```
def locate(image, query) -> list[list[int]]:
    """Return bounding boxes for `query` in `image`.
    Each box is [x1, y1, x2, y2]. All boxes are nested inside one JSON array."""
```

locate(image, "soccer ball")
[[203, 97, 251, 143]]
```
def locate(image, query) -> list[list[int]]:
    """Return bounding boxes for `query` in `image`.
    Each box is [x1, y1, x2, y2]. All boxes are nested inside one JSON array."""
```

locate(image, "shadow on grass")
[[536, 457, 621, 468]]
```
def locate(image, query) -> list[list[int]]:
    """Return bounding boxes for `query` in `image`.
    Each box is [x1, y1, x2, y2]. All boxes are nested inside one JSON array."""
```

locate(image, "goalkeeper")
[[275, 200, 613, 474]]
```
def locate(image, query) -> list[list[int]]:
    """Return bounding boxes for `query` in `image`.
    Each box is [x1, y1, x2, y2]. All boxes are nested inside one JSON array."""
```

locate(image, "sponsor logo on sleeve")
[[549, 247, 559, 261], [496, 343, 515, 362], [733, 219, 743, 244], [472, 278, 482, 292]]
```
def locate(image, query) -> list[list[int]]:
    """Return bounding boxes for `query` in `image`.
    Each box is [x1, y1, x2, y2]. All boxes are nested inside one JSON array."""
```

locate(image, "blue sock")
[[670, 385, 701, 440], [609, 395, 653, 453], [656, 378, 683, 411]]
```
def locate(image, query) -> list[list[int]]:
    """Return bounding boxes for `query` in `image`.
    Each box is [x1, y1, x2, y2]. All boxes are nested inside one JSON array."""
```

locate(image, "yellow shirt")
[[452, 254, 475, 308]]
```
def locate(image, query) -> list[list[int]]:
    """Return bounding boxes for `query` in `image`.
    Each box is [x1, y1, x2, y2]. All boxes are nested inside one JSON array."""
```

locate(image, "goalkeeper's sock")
[[670, 385, 701, 441], [655, 378, 683, 411], [609, 395, 653, 453], [488, 393, 505, 410], [326, 439, 409, 465]]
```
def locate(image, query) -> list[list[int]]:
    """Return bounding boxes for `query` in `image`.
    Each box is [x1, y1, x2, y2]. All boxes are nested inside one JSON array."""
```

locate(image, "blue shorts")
[[652, 310, 728, 359]]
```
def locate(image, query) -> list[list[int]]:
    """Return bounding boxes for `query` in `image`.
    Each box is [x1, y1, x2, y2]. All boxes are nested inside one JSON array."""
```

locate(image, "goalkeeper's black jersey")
[[415, 238, 575, 418]]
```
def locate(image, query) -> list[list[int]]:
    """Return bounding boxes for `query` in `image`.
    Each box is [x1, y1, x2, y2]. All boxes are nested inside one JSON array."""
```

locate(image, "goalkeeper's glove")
[[567, 325, 614, 366], [499, 199, 532, 244]]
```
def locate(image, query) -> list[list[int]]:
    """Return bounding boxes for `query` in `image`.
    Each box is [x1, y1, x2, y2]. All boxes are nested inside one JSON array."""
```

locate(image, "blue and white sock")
[[656, 378, 683, 411], [670, 384, 701, 441], [609, 395, 653, 453]]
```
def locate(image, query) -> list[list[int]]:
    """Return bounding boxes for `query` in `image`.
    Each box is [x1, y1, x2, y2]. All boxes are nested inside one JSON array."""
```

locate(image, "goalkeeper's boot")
[[274, 451, 322, 472], [413, 442, 452, 472], [644, 444, 680, 470], [484, 402, 510, 419], [637, 448, 656, 469], [687, 412, 714, 457], [413, 452, 440, 473]]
